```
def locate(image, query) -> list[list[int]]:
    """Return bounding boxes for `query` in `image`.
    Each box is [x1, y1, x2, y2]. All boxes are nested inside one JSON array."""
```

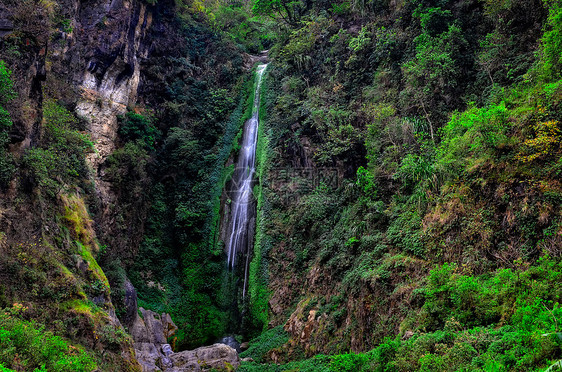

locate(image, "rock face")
[[75, 0, 152, 169], [243, 50, 269, 70], [130, 307, 239, 371], [69, 0, 153, 217]]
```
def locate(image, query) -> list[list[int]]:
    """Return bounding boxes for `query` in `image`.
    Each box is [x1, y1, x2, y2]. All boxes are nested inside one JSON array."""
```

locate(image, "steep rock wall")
[[0, 0, 155, 369]]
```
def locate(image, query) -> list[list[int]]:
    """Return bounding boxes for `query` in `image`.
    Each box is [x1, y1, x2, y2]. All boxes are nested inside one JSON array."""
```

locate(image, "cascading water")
[[225, 63, 268, 299]]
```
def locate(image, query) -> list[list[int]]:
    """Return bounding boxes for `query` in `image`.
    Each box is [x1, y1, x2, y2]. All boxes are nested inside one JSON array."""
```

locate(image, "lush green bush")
[[239, 326, 289, 363], [0, 309, 97, 371], [22, 101, 93, 196], [542, 1, 562, 79], [117, 111, 160, 151]]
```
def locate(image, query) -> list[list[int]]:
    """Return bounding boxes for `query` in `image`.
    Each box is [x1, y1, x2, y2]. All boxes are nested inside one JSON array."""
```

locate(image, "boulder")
[[170, 343, 240, 371], [162, 344, 174, 357], [135, 342, 162, 372], [130, 312, 149, 343], [131, 307, 239, 371]]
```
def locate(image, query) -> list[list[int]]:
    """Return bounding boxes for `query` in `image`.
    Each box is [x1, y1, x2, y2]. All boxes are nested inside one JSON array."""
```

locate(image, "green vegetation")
[[240, 325, 290, 363], [22, 100, 93, 197], [0, 60, 15, 189], [242, 257, 562, 371], [246, 68, 274, 334], [117, 111, 160, 151], [239, 0, 562, 370], [0, 307, 97, 371], [2, 0, 562, 369]]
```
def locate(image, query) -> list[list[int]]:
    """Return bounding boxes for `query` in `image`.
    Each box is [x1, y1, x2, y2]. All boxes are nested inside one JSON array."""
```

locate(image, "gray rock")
[[135, 342, 161, 371], [123, 279, 138, 327], [170, 343, 240, 371], [140, 308, 166, 344], [132, 311, 236, 371], [159, 356, 173, 369], [162, 344, 174, 357], [130, 312, 150, 343]]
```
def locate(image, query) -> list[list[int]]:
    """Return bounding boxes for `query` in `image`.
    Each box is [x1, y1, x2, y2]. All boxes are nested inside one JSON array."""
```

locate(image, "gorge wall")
[[0, 0, 249, 369], [2, 0, 562, 370]]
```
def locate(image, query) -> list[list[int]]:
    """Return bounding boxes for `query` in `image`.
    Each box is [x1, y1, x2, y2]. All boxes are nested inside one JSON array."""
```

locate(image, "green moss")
[[61, 299, 95, 315]]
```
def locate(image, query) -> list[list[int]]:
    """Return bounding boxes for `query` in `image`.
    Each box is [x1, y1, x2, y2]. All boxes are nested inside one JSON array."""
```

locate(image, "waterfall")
[[225, 63, 268, 299]]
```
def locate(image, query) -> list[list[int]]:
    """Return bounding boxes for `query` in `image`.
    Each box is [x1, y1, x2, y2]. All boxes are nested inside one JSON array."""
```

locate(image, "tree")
[[402, 22, 468, 141], [252, 0, 308, 25]]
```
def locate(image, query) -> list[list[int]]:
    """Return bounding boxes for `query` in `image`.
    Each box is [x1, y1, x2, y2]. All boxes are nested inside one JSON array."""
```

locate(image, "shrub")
[[239, 326, 289, 363], [542, 1, 562, 79], [330, 353, 368, 371], [117, 111, 160, 151], [23, 101, 93, 195], [0, 309, 97, 371]]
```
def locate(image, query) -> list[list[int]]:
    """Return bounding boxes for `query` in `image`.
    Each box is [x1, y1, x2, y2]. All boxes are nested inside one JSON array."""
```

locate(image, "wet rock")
[[123, 279, 138, 327], [243, 50, 269, 70], [219, 335, 240, 353]]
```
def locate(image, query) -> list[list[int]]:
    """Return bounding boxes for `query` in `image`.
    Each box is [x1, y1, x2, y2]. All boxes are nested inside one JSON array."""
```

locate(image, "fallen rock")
[[130, 306, 237, 371], [162, 344, 174, 357], [135, 342, 162, 372], [170, 343, 240, 371], [130, 312, 150, 343]]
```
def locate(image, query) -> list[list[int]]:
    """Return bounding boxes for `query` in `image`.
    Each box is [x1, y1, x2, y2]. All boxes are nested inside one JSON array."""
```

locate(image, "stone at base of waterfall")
[[135, 342, 239, 371], [170, 344, 240, 371]]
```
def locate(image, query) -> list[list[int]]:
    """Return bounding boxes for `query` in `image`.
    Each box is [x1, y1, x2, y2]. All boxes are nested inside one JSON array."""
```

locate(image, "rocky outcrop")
[[75, 0, 153, 169], [243, 50, 269, 70], [169, 344, 240, 371], [130, 307, 239, 371], [68, 0, 153, 218]]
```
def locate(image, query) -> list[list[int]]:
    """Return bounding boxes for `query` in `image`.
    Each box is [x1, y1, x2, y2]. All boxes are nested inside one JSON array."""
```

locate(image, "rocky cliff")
[[0, 0, 246, 369]]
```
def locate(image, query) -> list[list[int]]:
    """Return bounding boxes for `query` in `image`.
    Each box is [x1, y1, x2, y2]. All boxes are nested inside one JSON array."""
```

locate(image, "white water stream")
[[225, 64, 267, 299]]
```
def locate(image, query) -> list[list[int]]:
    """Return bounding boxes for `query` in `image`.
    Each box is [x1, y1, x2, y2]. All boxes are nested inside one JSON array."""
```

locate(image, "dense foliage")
[[0, 308, 97, 372], [239, 0, 562, 370], [2, 0, 562, 369], [0, 61, 15, 189]]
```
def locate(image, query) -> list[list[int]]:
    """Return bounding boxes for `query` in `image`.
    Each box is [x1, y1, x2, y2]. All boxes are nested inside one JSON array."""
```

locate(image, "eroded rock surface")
[[131, 307, 238, 371], [169, 344, 240, 371]]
